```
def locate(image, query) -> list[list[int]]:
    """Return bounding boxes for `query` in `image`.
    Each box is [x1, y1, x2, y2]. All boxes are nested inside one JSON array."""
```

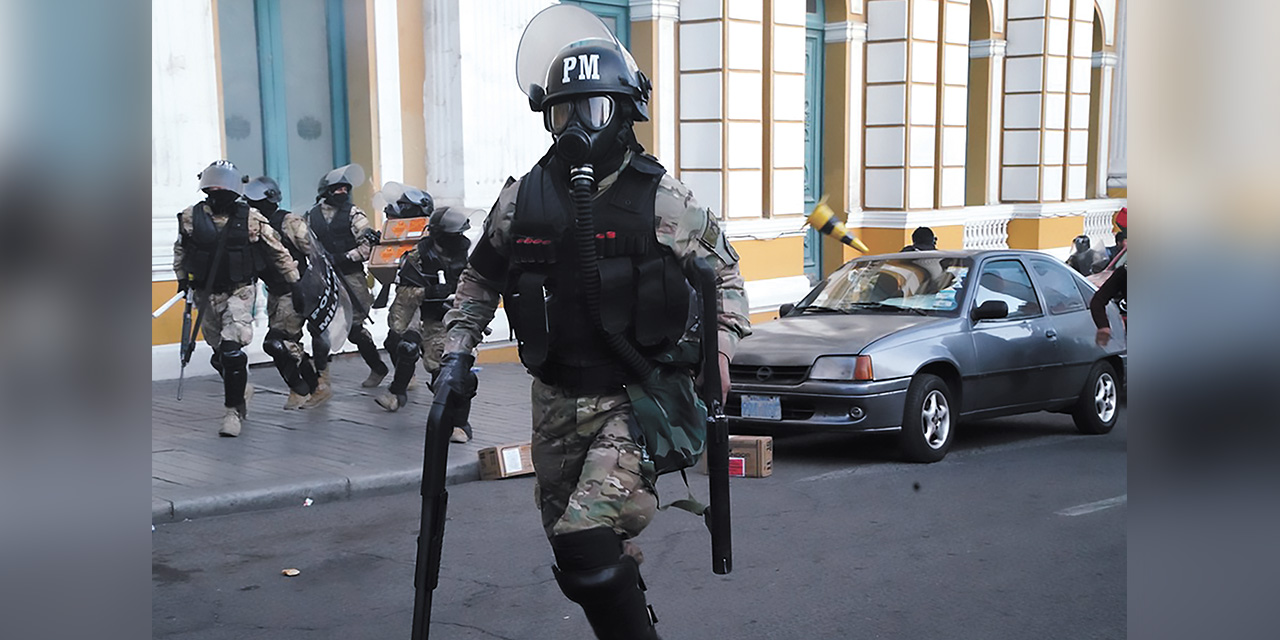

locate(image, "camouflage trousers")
[[388, 316, 447, 374], [343, 271, 374, 325], [194, 283, 256, 348], [266, 292, 306, 362], [530, 379, 658, 540]]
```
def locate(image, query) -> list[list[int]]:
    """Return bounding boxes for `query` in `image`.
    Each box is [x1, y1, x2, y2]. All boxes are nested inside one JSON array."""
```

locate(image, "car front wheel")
[[900, 373, 955, 463], [1072, 361, 1118, 435]]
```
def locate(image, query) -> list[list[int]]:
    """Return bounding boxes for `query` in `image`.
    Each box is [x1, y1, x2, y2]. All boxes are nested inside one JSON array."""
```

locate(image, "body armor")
[[181, 201, 260, 292], [308, 202, 362, 274], [260, 209, 309, 296], [398, 240, 468, 321], [505, 154, 692, 393]]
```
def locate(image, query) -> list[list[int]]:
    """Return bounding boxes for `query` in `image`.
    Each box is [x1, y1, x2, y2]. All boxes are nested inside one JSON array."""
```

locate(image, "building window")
[[560, 0, 630, 48], [217, 0, 350, 211]]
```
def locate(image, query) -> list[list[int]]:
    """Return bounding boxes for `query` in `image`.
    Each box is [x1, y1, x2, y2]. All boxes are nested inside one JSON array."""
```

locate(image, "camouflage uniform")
[[385, 251, 448, 375], [444, 152, 751, 541], [265, 212, 316, 364], [309, 199, 387, 383], [172, 204, 298, 351]]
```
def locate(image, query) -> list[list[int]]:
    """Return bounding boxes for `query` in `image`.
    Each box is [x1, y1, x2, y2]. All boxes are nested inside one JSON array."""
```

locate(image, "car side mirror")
[[971, 300, 1009, 321], [779, 302, 795, 317]]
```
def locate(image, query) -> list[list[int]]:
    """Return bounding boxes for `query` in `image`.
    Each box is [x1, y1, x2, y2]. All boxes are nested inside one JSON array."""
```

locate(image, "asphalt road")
[[153, 408, 1126, 639]]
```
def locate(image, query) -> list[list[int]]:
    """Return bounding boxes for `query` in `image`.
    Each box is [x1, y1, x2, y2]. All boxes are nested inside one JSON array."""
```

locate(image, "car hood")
[[732, 313, 946, 367]]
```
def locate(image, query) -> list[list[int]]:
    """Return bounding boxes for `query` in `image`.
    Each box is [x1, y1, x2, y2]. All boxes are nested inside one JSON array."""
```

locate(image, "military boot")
[[304, 368, 333, 408], [375, 391, 408, 412], [449, 427, 470, 444], [218, 407, 242, 437], [283, 391, 310, 410], [361, 368, 388, 388]]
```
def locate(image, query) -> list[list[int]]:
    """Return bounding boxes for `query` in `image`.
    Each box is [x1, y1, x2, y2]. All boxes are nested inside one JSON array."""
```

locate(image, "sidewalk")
[[152, 353, 534, 523]]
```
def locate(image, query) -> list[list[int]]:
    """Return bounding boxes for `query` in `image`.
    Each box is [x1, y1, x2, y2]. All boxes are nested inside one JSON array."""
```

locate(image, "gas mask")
[[546, 95, 625, 167]]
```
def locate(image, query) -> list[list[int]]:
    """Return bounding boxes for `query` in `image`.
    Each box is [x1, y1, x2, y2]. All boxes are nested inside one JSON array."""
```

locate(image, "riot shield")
[[295, 228, 353, 352], [515, 4, 638, 101]]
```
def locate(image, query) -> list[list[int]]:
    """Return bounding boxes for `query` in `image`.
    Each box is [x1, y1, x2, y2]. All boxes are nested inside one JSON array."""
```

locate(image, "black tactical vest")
[[505, 154, 693, 394], [181, 201, 257, 293], [397, 239, 468, 322], [261, 209, 308, 296], [308, 201, 362, 274]]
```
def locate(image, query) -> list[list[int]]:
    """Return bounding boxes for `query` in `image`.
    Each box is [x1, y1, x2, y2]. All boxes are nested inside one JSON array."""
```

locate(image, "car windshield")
[[796, 256, 973, 316]]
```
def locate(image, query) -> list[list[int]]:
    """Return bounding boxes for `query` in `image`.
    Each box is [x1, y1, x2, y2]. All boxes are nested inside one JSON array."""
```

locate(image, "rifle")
[[691, 258, 732, 575], [176, 282, 194, 400], [411, 379, 458, 640]]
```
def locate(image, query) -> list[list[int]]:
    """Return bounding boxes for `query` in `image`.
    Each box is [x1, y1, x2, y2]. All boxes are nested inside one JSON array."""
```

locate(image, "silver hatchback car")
[[728, 250, 1126, 462]]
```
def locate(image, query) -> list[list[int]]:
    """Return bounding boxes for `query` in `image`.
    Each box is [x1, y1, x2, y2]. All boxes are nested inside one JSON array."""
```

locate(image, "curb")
[[152, 460, 481, 524]]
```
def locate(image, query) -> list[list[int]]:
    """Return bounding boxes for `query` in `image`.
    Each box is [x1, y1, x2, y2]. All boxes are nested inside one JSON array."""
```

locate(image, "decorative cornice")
[[825, 21, 868, 44], [969, 39, 1007, 59], [846, 199, 1127, 228], [1092, 51, 1119, 68], [629, 0, 679, 21]]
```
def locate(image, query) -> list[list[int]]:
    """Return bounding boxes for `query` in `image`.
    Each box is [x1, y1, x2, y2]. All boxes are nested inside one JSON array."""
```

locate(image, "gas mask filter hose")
[[569, 164, 653, 380]]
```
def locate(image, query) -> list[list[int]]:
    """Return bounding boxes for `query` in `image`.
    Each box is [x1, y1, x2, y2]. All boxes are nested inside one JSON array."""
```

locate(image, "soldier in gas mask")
[[245, 176, 327, 409], [375, 206, 472, 437], [173, 161, 301, 437], [307, 163, 389, 389], [434, 6, 751, 638]]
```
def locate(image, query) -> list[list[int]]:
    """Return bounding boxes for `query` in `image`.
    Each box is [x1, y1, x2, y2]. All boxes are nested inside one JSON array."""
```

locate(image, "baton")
[[153, 290, 185, 318]]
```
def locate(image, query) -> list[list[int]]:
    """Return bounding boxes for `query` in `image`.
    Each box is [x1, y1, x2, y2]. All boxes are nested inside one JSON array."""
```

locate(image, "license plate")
[[741, 394, 781, 420]]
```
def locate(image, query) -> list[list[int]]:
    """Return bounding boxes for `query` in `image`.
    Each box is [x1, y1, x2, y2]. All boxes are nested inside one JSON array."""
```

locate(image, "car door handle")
[[1045, 329, 1058, 339]]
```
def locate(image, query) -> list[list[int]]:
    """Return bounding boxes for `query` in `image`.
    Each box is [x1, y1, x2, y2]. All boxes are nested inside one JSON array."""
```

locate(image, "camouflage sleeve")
[[346, 207, 373, 263], [281, 212, 314, 255], [652, 175, 752, 359], [388, 285, 425, 334], [442, 179, 519, 354], [172, 208, 191, 282], [250, 209, 300, 284]]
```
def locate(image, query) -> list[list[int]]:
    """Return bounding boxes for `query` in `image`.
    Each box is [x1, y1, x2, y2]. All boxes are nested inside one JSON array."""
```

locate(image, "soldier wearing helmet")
[[375, 204, 473, 430], [173, 161, 301, 437], [434, 6, 751, 638], [244, 176, 328, 410], [305, 163, 389, 390]]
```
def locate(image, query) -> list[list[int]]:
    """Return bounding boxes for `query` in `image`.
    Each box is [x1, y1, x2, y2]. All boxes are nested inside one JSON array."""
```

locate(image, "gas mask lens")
[[546, 95, 615, 133]]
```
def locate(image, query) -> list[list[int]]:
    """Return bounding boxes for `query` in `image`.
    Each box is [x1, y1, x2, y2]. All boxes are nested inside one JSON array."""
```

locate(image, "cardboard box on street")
[[478, 442, 536, 480], [696, 435, 773, 478]]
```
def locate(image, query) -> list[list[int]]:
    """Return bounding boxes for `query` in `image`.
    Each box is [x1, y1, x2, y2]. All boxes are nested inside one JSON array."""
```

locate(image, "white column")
[[372, 0, 403, 188], [1105, 0, 1126, 192], [425, 0, 553, 211], [971, 38, 1006, 205], [771, 1, 805, 218], [152, 0, 223, 281], [631, 0, 680, 163], [1093, 51, 1117, 198]]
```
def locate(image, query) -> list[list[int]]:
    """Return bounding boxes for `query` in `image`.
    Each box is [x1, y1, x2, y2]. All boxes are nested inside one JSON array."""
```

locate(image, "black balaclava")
[[249, 198, 279, 217], [424, 233, 471, 263], [206, 189, 240, 211], [324, 185, 352, 207]]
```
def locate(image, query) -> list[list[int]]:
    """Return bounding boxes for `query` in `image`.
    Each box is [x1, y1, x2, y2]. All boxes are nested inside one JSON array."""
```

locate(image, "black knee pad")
[[220, 341, 248, 370], [396, 333, 423, 362], [209, 350, 224, 373], [349, 325, 372, 344], [262, 330, 290, 359], [383, 331, 402, 355], [551, 528, 658, 638]]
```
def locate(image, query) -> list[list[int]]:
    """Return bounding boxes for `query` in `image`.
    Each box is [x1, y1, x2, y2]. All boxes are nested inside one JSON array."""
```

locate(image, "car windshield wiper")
[[795, 304, 847, 314], [848, 301, 929, 316]]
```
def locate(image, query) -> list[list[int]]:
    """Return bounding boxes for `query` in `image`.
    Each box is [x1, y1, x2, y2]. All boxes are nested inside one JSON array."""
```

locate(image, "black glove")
[[177, 277, 190, 294], [360, 227, 382, 246], [290, 281, 308, 315], [434, 352, 477, 399]]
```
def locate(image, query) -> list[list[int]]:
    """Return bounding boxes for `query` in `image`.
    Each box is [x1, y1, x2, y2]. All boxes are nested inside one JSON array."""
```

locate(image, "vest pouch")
[[596, 257, 634, 335], [625, 366, 707, 477], [513, 271, 549, 367]]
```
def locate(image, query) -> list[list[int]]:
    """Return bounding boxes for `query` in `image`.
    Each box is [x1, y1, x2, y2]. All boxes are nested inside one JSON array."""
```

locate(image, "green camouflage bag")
[[624, 340, 707, 477]]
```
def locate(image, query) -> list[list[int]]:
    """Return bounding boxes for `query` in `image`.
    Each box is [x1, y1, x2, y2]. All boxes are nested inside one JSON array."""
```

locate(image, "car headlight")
[[809, 355, 873, 381]]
